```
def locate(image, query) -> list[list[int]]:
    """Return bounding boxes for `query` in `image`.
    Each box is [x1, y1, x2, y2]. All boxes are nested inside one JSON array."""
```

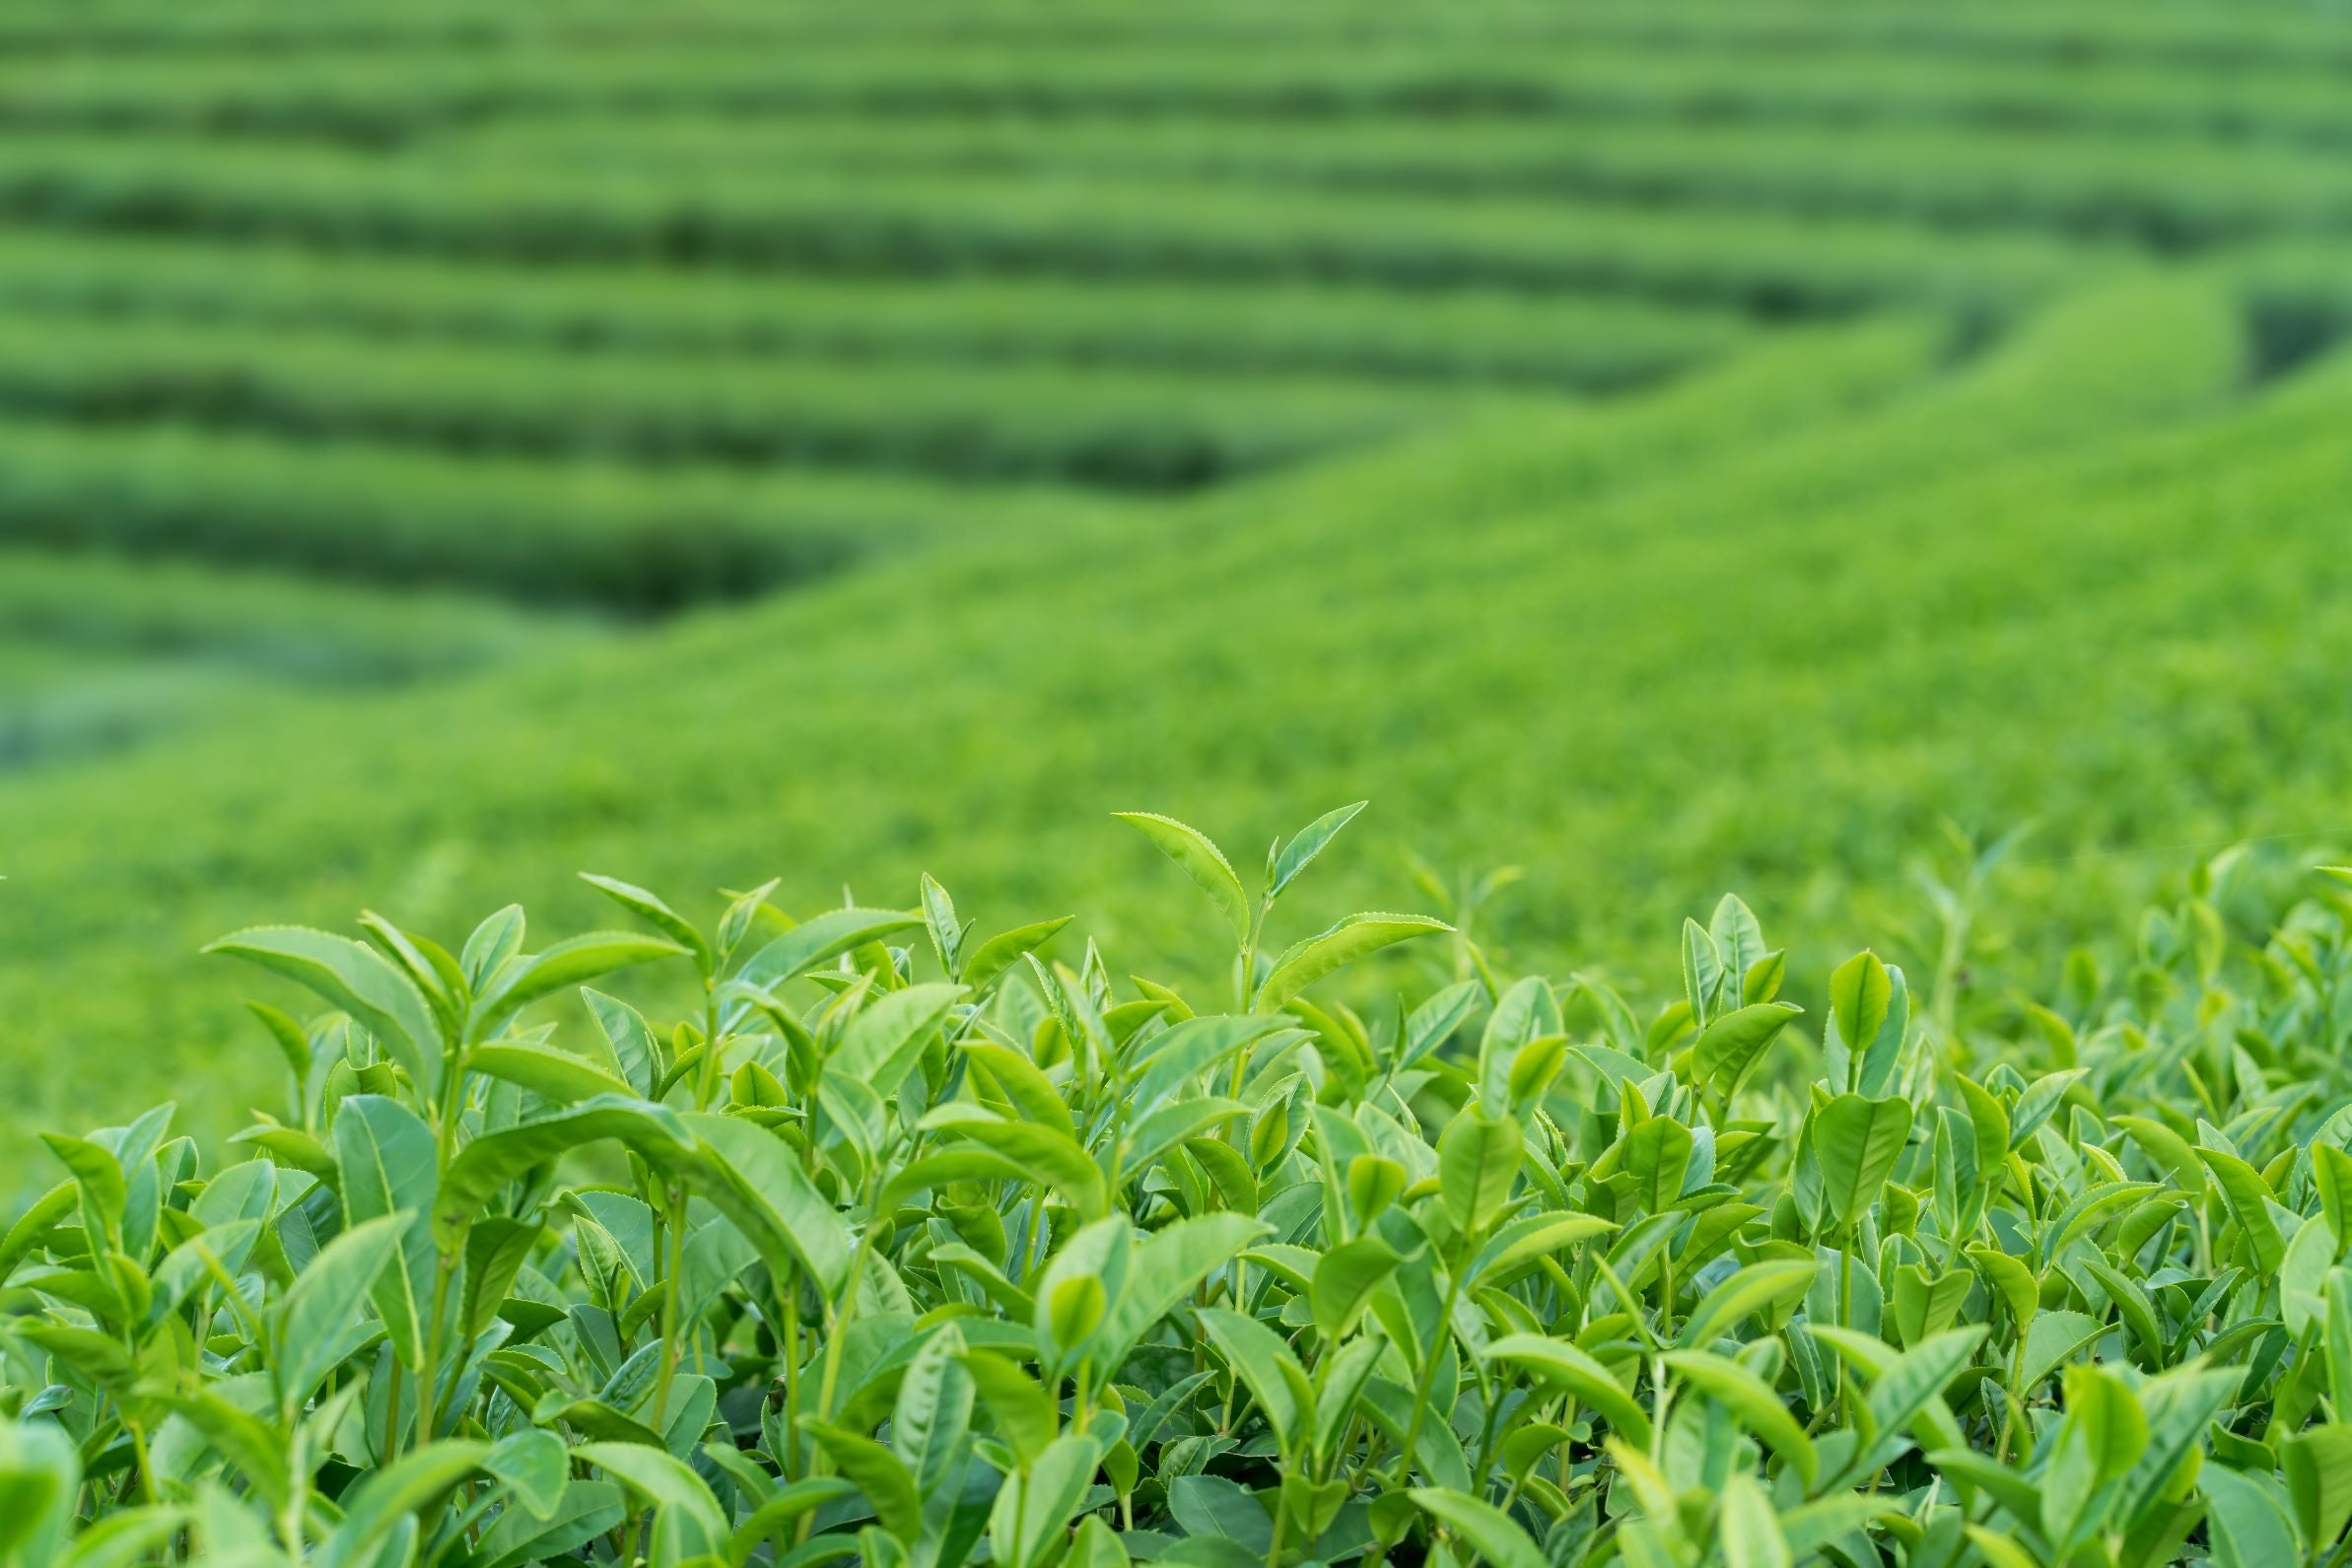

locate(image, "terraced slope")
[[15, 278, 2352, 1147], [5, 0, 2352, 1148]]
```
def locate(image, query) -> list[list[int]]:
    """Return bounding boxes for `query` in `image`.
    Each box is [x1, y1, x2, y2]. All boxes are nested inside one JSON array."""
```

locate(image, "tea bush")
[[6, 805, 2352, 1568], [0, 310, 1452, 491], [0, 234, 1748, 392], [0, 283, 2311, 1144]]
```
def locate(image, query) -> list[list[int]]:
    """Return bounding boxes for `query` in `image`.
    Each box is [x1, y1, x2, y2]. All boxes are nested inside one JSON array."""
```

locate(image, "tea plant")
[[9, 806, 2352, 1568]]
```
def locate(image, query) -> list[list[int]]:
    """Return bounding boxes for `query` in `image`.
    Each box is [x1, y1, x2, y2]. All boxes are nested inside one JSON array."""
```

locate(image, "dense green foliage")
[[13, 0, 2352, 1398], [15, 8, 2352, 1563], [16, 267, 2350, 1145], [10, 812, 2352, 1568]]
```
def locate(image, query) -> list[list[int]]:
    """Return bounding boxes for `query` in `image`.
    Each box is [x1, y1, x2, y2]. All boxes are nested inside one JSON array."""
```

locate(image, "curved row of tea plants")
[[0, 233, 1747, 392], [0, 308, 1451, 491], [0, 138, 2095, 314], [18, 28, 2352, 147], [7, 805, 2352, 1568], [457, 108, 2352, 251], [0, 420, 1076, 612], [2, 0, 2348, 71]]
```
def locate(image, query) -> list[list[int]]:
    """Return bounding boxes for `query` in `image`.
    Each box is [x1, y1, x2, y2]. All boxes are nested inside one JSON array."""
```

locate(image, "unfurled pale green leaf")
[[1113, 811, 1252, 946], [1717, 1472, 1791, 1568], [731, 907, 925, 997], [478, 1481, 626, 1568], [581, 988, 660, 1099], [1814, 1093, 1911, 1234], [1814, 1324, 1985, 1487], [2196, 1144, 2286, 1273], [2316, 1144, 2352, 1252], [1437, 1109, 1521, 1234], [269, 1211, 411, 1415], [481, 1429, 568, 1524], [206, 925, 445, 1100], [958, 916, 1073, 994], [1256, 912, 1451, 1014], [960, 1350, 1058, 1467], [1094, 1212, 1267, 1370], [467, 1041, 636, 1106], [2205, 1465, 2300, 1568], [2118, 1366, 2241, 1525], [2017, 1309, 2107, 1394], [40, 1134, 127, 1255], [957, 1039, 1073, 1140], [1678, 1257, 1817, 1348], [1310, 1235, 1402, 1340], [461, 906, 527, 994], [575, 1443, 726, 1535], [1197, 1307, 1308, 1454], [1410, 1486, 1549, 1568], [2041, 1363, 2146, 1550], [1826, 950, 1891, 1091], [679, 1111, 853, 1295], [1271, 802, 1369, 900], [891, 1323, 973, 1503], [315, 1441, 491, 1568], [331, 1094, 438, 1372], [799, 1418, 922, 1544], [1692, 1001, 1804, 1097], [1621, 1115, 1694, 1212], [1660, 1349, 1817, 1485], [1166, 1474, 1273, 1555], [1131, 1014, 1288, 1113], [996, 1429, 1108, 1568], [435, 1096, 694, 1248], [1682, 919, 1723, 1028], [1035, 1215, 1125, 1362], [2284, 1426, 2352, 1554], [0, 1420, 79, 1566], [829, 982, 963, 1101], [472, 931, 691, 1038], [579, 873, 711, 971], [926, 1108, 1107, 1218], [1476, 1211, 1614, 1282], [1483, 1334, 1651, 1448]]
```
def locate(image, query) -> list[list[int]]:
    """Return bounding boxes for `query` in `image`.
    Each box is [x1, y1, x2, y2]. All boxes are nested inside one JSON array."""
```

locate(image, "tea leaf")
[[1114, 811, 1251, 946], [1257, 913, 1451, 1015]]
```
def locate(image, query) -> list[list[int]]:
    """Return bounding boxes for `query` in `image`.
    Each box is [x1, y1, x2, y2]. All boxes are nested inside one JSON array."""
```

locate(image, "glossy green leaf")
[[332, 1093, 439, 1372], [1409, 1486, 1549, 1568], [1113, 811, 1251, 945], [1256, 912, 1450, 1014], [1814, 1093, 1912, 1235], [206, 925, 444, 1100]]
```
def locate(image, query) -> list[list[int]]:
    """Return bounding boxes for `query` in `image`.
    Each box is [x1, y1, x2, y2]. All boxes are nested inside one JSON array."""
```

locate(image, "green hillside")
[[6, 1, 2352, 1156]]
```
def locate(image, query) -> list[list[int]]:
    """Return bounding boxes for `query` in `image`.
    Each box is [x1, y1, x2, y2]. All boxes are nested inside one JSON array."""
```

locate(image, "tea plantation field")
[[8, 0, 2352, 1149]]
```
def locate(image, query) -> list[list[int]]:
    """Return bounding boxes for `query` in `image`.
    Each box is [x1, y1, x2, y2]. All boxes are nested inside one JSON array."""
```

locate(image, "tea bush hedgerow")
[[6, 805, 2352, 1568]]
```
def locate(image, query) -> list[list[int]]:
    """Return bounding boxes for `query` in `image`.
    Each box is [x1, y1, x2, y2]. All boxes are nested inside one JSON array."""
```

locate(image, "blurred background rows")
[[7, 0, 2352, 1148]]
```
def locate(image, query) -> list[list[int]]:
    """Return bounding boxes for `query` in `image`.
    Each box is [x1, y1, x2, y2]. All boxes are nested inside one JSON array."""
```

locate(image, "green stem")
[[1657, 1248, 1677, 1341], [1834, 1237, 1854, 1428], [1391, 1242, 1474, 1485], [1238, 901, 1266, 1015], [1648, 1355, 1673, 1463], [415, 1035, 471, 1455], [126, 1419, 156, 1508], [414, 1255, 457, 1449], [694, 977, 724, 1110], [382, 1363, 404, 1464], [651, 1181, 689, 1440], [780, 1282, 802, 1483]]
